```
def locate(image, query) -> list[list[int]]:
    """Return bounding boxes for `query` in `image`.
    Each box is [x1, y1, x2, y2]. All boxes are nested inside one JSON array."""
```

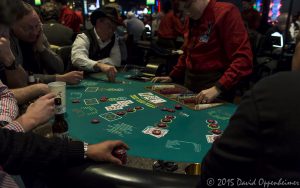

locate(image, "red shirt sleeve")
[[216, 6, 253, 90]]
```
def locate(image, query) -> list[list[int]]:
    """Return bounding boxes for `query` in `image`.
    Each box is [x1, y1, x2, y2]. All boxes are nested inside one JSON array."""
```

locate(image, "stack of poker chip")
[[206, 119, 222, 140]]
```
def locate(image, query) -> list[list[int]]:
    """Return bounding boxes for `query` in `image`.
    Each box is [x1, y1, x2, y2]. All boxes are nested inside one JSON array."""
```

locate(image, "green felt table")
[[66, 72, 236, 163]]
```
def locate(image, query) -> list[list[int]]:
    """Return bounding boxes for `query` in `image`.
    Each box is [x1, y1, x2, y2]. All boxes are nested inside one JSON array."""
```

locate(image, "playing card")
[[138, 92, 153, 97], [85, 87, 98, 92], [84, 98, 99, 105], [142, 126, 154, 134], [144, 95, 157, 100], [105, 106, 116, 111], [150, 98, 167, 104], [110, 104, 124, 110], [206, 135, 219, 143]]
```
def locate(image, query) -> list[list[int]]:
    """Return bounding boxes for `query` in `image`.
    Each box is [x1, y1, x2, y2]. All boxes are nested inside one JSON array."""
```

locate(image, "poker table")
[[58, 71, 236, 187]]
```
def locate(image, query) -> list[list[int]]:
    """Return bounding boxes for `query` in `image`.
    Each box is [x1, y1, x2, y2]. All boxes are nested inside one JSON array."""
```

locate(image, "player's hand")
[[151, 76, 173, 83], [56, 71, 83, 85], [0, 36, 15, 66], [34, 27, 46, 52], [20, 93, 56, 131], [87, 140, 129, 165], [97, 63, 117, 82], [36, 83, 51, 95], [196, 86, 221, 104]]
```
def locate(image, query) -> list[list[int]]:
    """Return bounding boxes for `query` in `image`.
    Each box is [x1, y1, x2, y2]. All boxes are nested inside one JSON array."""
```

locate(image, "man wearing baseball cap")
[[71, 6, 122, 82]]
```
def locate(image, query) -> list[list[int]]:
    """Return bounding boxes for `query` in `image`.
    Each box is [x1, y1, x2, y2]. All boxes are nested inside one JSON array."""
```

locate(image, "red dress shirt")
[[169, 0, 253, 90]]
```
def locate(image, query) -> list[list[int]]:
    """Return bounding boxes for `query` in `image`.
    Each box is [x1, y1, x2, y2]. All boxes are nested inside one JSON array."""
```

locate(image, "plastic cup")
[[48, 81, 66, 113]]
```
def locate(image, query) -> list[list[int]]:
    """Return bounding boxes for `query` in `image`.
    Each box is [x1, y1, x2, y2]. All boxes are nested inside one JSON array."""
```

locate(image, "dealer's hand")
[[196, 86, 221, 104]]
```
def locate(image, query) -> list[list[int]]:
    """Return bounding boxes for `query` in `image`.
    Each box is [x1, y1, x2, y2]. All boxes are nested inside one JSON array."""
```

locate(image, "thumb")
[[108, 155, 122, 165]]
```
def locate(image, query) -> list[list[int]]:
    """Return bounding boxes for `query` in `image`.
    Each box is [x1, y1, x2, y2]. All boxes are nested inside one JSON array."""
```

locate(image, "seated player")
[[0, 2, 129, 187], [40, 1, 74, 46], [0, 2, 83, 104], [198, 71, 300, 186], [0, 80, 55, 132], [71, 6, 122, 82], [152, 0, 253, 103], [10, 1, 83, 85]]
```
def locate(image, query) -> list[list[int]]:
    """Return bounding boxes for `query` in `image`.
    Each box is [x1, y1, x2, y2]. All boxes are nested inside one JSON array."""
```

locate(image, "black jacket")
[[200, 72, 300, 186], [0, 129, 84, 174]]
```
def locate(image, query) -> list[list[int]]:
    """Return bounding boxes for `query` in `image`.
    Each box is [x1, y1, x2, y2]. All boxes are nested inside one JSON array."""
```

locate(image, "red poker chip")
[[167, 108, 175, 113], [116, 111, 126, 116], [72, 99, 80, 103], [211, 129, 222, 135], [208, 123, 219, 129], [91, 118, 100, 124], [152, 129, 162, 135], [99, 97, 108, 102], [206, 119, 218, 124], [165, 115, 175, 119], [161, 118, 171, 123], [174, 104, 182, 110], [112, 147, 127, 165], [135, 106, 143, 110], [126, 108, 135, 112], [157, 123, 167, 128]]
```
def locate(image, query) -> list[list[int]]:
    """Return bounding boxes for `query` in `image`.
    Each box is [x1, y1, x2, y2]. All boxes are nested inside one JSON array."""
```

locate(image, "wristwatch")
[[83, 142, 89, 159], [0, 121, 9, 127], [4, 60, 17, 70]]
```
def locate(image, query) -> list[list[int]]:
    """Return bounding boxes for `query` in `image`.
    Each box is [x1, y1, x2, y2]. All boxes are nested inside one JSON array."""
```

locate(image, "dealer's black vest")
[[83, 29, 115, 61]]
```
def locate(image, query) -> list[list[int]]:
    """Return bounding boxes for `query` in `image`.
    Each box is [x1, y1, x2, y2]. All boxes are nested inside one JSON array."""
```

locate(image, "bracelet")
[[83, 142, 88, 159]]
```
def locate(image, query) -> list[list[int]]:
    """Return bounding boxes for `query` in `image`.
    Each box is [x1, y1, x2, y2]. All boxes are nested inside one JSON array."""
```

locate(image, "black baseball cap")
[[90, 6, 122, 26]]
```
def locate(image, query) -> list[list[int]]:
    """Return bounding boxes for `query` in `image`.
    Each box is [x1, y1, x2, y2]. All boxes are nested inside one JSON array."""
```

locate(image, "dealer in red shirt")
[[152, 0, 253, 103]]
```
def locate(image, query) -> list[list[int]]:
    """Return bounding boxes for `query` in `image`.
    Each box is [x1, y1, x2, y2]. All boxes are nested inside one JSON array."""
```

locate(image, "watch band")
[[83, 142, 89, 159]]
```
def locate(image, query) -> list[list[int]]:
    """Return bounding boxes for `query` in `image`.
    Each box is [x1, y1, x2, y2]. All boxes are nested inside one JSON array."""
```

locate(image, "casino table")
[[58, 71, 236, 187]]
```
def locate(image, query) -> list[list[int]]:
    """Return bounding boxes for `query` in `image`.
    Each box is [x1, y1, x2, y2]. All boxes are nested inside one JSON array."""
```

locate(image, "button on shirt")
[[71, 28, 121, 72]]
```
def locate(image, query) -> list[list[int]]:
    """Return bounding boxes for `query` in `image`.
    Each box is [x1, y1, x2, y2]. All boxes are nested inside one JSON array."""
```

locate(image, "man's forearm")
[[11, 84, 49, 105]]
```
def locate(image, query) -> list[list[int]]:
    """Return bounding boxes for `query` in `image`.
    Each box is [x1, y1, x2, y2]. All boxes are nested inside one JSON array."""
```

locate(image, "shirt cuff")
[[101, 58, 113, 65], [4, 121, 25, 133], [0, 115, 13, 123], [215, 81, 226, 92]]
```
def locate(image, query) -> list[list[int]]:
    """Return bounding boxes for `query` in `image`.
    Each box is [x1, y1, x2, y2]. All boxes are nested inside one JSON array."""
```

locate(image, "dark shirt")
[[0, 128, 84, 175], [83, 29, 115, 61], [43, 21, 74, 46], [199, 72, 300, 186]]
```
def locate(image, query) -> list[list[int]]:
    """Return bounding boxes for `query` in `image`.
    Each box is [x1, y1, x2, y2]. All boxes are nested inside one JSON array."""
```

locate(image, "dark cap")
[[90, 6, 122, 26]]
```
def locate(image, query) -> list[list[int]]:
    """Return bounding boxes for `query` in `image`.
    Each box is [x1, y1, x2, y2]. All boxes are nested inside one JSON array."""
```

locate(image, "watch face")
[[0, 121, 9, 127]]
